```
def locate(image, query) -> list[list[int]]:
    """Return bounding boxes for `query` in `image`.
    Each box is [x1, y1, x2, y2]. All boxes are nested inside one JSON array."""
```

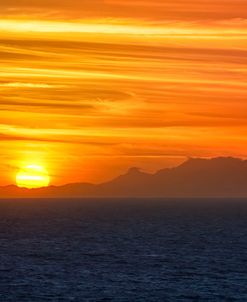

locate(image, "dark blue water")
[[1, 198, 247, 301]]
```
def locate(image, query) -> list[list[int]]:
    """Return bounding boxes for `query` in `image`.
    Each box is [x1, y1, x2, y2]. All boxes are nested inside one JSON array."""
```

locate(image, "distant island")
[[1, 157, 247, 198]]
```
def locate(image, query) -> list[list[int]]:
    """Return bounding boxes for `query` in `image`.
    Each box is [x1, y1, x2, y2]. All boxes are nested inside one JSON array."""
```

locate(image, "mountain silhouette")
[[1, 157, 247, 198]]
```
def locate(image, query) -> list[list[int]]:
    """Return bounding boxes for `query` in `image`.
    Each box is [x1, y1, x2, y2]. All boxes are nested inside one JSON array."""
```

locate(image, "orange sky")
[[1, 0, 247, 185]]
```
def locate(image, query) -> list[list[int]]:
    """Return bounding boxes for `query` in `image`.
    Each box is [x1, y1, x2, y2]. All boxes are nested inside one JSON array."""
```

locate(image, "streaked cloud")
[[0, 0, 247, 185], [0, 82, 65, 88]]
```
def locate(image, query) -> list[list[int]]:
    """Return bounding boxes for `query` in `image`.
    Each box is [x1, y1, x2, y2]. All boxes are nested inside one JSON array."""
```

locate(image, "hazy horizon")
[[1, 156, 247, 188], [1, 156, 247, 200]]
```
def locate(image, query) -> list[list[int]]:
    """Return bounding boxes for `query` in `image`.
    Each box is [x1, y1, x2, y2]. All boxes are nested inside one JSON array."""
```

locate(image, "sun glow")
[[16, 164, 50, 189]]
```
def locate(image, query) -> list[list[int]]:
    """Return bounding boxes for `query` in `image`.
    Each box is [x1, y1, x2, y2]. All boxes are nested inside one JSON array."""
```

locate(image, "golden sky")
[[1, 0, 247, 185]]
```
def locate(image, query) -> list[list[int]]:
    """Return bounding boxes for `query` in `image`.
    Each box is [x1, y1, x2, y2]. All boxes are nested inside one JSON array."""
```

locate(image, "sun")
[[16, 164, 50, 189]]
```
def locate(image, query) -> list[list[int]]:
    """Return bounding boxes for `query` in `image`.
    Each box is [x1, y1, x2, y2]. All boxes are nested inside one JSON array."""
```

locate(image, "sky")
[[0, 0, 247, 185]]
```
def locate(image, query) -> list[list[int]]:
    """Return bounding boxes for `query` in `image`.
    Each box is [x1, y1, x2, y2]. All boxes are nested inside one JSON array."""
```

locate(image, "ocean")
[[1, 198, 247, 301]]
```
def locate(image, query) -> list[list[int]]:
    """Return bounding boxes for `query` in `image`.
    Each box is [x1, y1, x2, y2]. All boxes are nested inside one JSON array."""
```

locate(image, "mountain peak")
[[126, 167, 143, 175]]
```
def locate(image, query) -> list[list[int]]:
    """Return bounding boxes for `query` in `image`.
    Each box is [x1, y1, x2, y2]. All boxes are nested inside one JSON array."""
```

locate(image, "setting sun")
[[16, 165, 50, 189]]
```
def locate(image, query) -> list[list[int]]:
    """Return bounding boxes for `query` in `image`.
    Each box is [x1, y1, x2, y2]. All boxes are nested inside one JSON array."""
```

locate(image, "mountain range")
[[1, 157, 247, 198]]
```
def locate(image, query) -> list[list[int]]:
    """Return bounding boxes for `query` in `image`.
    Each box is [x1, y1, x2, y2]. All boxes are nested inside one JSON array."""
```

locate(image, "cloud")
[[0, 132, 117, 146], [0, 82, 65, 88], [1, 0, 247, 21], [0, 98, 95, 111], [0, 1, 247, 185]]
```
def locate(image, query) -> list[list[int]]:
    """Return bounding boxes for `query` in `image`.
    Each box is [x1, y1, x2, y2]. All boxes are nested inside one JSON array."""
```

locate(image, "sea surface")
[[1, 198, 247, 301]]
